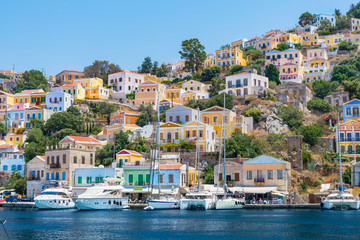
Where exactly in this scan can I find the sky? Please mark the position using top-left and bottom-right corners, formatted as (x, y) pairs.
(0, 0), (357, 76)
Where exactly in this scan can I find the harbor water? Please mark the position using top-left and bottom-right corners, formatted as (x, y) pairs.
(1, 208), (360, 239)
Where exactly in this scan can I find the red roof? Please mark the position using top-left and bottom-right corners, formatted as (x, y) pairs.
(116, 149), (141, 155)
(231, 72), (250, 76)
(68, 136), (100, 143)
(157, 163), (183, 170)
(39, 156), (45, 160)
(0, 144), (14, 149)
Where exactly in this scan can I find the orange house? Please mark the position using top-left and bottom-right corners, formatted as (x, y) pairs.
(110, 110), (140, 125)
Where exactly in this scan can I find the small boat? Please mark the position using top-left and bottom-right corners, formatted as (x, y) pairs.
(215, 193), (245, 210)
(74, 185), (128, 210)
(179, 192), (216, 210)
(146, 196), (180, 210)
(321, 190), (360, 210)
(34, 188), (75, 210)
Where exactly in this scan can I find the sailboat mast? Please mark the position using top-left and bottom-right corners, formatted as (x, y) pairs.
(216, 136), (222, 194)
(223, 93), (226, 198)
(157, 91), (161, 198)
(337, 111), (343, 192)
(196, 107), (200, 192)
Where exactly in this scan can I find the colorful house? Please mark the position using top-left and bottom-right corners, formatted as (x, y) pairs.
(108, 70), (145, 102)
(201, 106), (241, 139)
(215, 47), (247, 72)
(61, 83), (85, 100)
(279, 62), (303, 83)
(123, 162), (151, 187)
(27, 155), (46, 199)
(0, 105), (26, 129)
(25, 107), (54, 128)
(159, 122), (183, 151)
(165, 86), (184, 104)
(0, 150), (25, 176)
(110, 110), (140, 126)
(339, 119), (360, 162)
(342, 99), (360, 123)
(74, 167), (116, 187)
(30, 91), (47, 108)
(343, 34), (360, 44)
(116, 149), (142, 167)
(73, 77), (109, 100)
(183, 121), (216, 152)
(323, 34), (343, 48)
(265, 49), (303, 67)
(166, 105), (199, 124)
(301, 32), (319, 46)
(0, 91), (14, 110)
(349, 18), (360, 32)
(5, 133), (26, 145)
(46, 88), (73, 112)
(180, 91), (209, 103)
(133, 80), (166, 106)
(151, 163), (187, 188)
(55, 70), (84, 85)
(182, 80), (209, 93)
(102, 123), (141, 142)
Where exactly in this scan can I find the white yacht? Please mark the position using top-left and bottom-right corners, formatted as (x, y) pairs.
(179, 192), (216, 210)
(74, 185), (128, 210)
(321, 190), (360, 210)
(34, 188), (75, 210)
(216, 195), (245, 210)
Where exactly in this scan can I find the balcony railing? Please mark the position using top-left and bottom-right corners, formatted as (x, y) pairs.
(28, 177), (41, 181)
(343, 151), (360, 155)
(254, 178), (265, 183)
(50, 163), (61, 169)
(340, 138), (360, 142)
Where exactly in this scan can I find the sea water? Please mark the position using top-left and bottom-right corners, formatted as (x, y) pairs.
(1, 208), (360, 239)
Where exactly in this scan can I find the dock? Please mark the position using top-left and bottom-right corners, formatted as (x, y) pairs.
(0, 202), (36, 208)
(244, 204), (321, 209)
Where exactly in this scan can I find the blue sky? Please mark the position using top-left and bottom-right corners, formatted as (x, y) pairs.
(1, 0), (356, 76)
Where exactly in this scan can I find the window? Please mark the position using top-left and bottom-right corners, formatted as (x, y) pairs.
(175, 132), (179, 140)
(63, 154), (66, 164)
(129, 174), (134, 184)
(82, 156), (85, 164)
(185, 115), (189, 122)
(55, 172), (59, 180)
(160, 175), (163, 183)
(41, 170), (44, 177)
(186, 131), (190, 138)
(277, 170), (283, 179)
(86, 177), (92, 184)
(199, 130), (203, 138)
(46, 173), (49, 180)
(169, 174), (174, 183)
(235, 173), (239, 181)
(247, 171), (252, 180)
(192, 130), (196, 137)
(47, 156), (50, 164)
(268, 170), (273, 179)
(90, 153), (93, 165)
(74, 156), (77, 163)
(78, 177), (82, 184)
(169, 116), (173, 122)
(62, 172), (66, 180)
(346, 108), (351, 115)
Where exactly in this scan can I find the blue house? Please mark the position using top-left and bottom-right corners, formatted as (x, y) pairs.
(343, 99), (360, 123)
(0, 150), (25, 176)
(74, 167), (116, 187)
(151, 163), (187, 188)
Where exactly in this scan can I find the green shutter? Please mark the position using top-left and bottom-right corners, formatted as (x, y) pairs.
(32, 97), (36, 102)
(129, 174), (133, 183)
(146, 174), (150, 183)
(95, 177), (99, 183)
(138, 174), (144, 185)
(41, 97), (45, 102)
(78, 177), (82, 184)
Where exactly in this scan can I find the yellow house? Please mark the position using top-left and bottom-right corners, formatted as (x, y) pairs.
(324, 34), (343, 48)
(144, 75), (161, 83)
(204, 53), (216, 68)
(301, 32), (319, 46)
(339, 120), (360, 162)
(343, 34), (360, 44)
(5, 133), (26, 145)
(61, 83), (85, 100)
(103, 123), (141, 142)
(188, 166), (198, 187)
(215, 47), (247, 72)
(73, 77), (109, 100)
(201, 106), (241, 138)
(116, 149), (142, 167)
(183, 121), (216, 152)
(165, 86), (184, 104)
(133, 80), (166, 106)
(55, 70), (84, 85)
(0, 91), (14, 110)
(30, 91), (47, 108)
(159, 122), (183, 152)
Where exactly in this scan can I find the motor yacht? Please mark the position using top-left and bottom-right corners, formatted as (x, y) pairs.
(321, 190), (360, 210)
(34, 188), (75, 210)
(215, 195), (245, 210)
(179, 192), (216, 210)
(74, 185), (128, 210)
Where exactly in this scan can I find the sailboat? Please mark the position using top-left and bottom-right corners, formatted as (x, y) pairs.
(321, 112), (360, 210)
(216, 93), (245, 210)
(145, 91), (180, 210)
(179, 107), (216, 210)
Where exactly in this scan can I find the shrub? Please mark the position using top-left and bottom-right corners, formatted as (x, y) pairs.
(322, 163), (333, 176)
(299, 182), (309, 193)
(307, 97), (335, 113)
(244, 108), (262, 122)
(343, 167), (351, 185)
(297, 124), (323, 146)
(278, 106), (303, 130)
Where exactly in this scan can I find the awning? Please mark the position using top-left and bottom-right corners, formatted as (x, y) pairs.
(230, 186), (277, 194)
(104, 177), (122, 183)
(151, 188), (179, 195)
(122, 187), (151, 193)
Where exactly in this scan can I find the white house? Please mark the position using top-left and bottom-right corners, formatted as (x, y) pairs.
(220, 72), (268, 97)
(166, 105), (199, 124)
(108, 70), (145, 102)
(46, 86), (73, 112)
(311, 13), (336, 27)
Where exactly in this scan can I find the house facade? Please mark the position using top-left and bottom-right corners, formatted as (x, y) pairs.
(27, 155), (46, 199)
(108, 70), (145, 102)
(166, 105), (199, 124)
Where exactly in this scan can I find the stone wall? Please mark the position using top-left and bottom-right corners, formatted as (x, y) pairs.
(286, 136), (303, 170)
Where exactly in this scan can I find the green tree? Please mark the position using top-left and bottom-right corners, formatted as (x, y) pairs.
(265, 64), (280, 85)
(297, 124), (323, 146)
(136, 104), (156, 127)
(208, 78), (225, 97)
(343, 166), (351, 184)
(13, 178), (27, 195)
(225, 132), (262, 158)
(12, 70), (48, 93)
(244, 48), (264, 61)
(336, 16), (350, 30)
(307, 97), (335, 113)
(157, 64), (169, 77)
(151, 60), (159, 75)
(278, 106), (303, 130)
(44, 112), (82, 135)
(24, 128), (47, 162)
(299, 182), (309, 193)
(202, 166), (214, 184)
(317, 19), (338, 36)
(227, 65), (243, 76)
(200, 66), (221, 82)
(343, 79), (360, 98)
(347, 3), (360, 18)
(274, 43), (290, 51)
(184, 99), (208, 111)
(247, 59), (265, 74)
(207, 93), (234, 110)
(299, 12), (314, 26)
(5, 171), (26, 194)
(332, 64), (358, 82)
(0, 73), (10, 79)
(88, 101), (117, 123)
(335, 9), (341, 18)
(138, 57), (153, 73)
(312, 80), (339, 99)
(244, 108), (262, 122)
(0, 122), (8, 135)
(179, 38), (207, 73)
(338, 41), (358, 51)
(84, 60), (121, 85)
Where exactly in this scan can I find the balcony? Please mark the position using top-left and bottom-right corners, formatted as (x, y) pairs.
(50, 163), (61, 169)
(254, 178), (265, 186)
(340, 138), (360, 142)
(28, 176), (41, 181)
(261, 44), (266, 49)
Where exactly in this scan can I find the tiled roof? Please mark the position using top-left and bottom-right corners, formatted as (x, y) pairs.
(68, 136), (100, 143)
(39, 156), (45, 160)
(231, 72), (250, 76)
(116, 149), (141, 155)
(0, 144), (14, 149)
(157, 163), (183, 170)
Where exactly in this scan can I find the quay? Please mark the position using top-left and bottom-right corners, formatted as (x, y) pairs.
(244, 204), (321, 209)
(0, 202), (36, 208)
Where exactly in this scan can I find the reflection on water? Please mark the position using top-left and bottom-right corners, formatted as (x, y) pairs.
(1, 208), (360, 240)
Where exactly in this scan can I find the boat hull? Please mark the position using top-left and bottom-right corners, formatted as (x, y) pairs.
(179, 199), (215, 210)
(74, 197), (128, 210)
(216, 199), (245, 210)
(322, 200), (360, 210)
(35, 199), (75, 210)
(148, 200), (180, 210)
